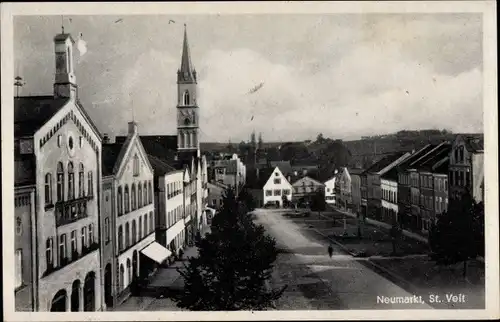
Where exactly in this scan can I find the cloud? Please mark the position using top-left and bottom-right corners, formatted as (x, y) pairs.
(14, 14), (483, 142)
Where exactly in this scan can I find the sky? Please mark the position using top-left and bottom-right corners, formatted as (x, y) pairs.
(14, 13), (483, 143)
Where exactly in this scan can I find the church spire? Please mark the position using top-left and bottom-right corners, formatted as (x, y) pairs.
(178, 24), (196, 83)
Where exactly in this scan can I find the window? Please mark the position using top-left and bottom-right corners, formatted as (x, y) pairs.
(183, 91), (190, 105)
(87, 171), (93, 196)
(148, 182), (153, 203)
(59, 234), (67, 264)
(125, 222), (130, 248)
(67, 162), (75, 200)
(265, 190), (272, 196)
(133, 154), (140, 176)
(118, 225), (123, 251)
(459, 146), (464, 162)
(284, 189), (291, 195)
(78, 163), (84, 197)
(46, 238), (53, 267)
(81, 227), (87, 249)
(15, 249), (22, 288)
(70, 231), (78, 259)
(132, 220), (137, 245)
(131, 184), (137, 210)
(138, 216), (142, 240)
(88, 224), (94, 244)
(79, 136), (83, 148)
(454, 149), (459, 162)
(57, 135), (62, 147)
(127, 258), (132, 284)
(143, 214), (148, 236)
(274, 189), (281, 196)
(45, 173), (52, 205)
(104, 218), (110, 243)
(444, 179), (448, 192)
(143, 182), (148, 206)
(117, 186), (123, 215)
(466, 170), (471, 187)
(138, 184), (142, 208)
(16, 217), (22, 235)
(273, 178), (281, 184)
(120, 264), (125, 291)
(124, 185), (130, 213)
(57, 162), (64, 201)
(149, 212), (154, 233)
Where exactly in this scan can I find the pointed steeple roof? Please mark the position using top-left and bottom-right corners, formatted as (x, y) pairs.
(178, 24), (196, 83)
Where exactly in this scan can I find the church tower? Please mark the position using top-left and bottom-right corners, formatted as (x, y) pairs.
(53, 30), (78, 100)
(176, 24), (200, 165)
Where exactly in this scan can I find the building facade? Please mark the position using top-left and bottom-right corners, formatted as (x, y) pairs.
(366, 152), (411, 221)
(448, 134), (484, 203)
(291, 176), (325, 203)
(149, 154), (189, 259)
(14, 31), (103, 312)
(14, 186), (36, 311)
(262, 167), (293, 207)
(350, 169), (364, 215)
(101, 122), (159, 306)
(211, 154), (246, 188)
(338, 168), (352, 211)
(207, 182), (227, 210)
(324, 172), (338, 205)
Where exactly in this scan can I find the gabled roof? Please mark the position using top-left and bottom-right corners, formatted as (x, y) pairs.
(349, 168), (365, 176)
(291, 176), (324, 187)
(463, 134), (484, 152)
(269, 161), (293, 176)
(15, 96), (68, 137)
(147, 154), (177, 176)
(14, 96), (102, 139)
(126, 135), (178, 165)
(102, 143), (125, 177)
(381, 144), (439, 180)
(366, 152), (407, 174)
(415, 143), (452, 171)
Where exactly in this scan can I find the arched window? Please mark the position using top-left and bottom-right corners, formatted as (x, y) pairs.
(78, 163), (84, 198)
(68, 162), (75, 200)
(124, 185), (130, 213)
(126, 258), (132, 286)
(125, 222), (130, 249)
(178, 133), (184, 149)
(143, 214), (148, 236)
(138, 184), (142, 208)
(118, 225), (123, 251)
(57, 162), (64, 202)
(183, 91), (190, 106)
(148, 181), (153, 204)
(149, 212), (154, 234)
(16, 217), (22, 235)
(46, 238), (53, 268)
(87, 171), (93, 196)
(131, 184), (136, 210)
(133, 154), (140, 176)
(119, 264), (125, 291)
(143, 182), (147, 207)
(132, 220), (137, 245)
(183, 132), (188, 148)
(45, 173), (52, 205)
(138, 216), (142, 240)
(117, 186), (123, 215)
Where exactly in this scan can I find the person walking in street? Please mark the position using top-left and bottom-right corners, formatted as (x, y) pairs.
(328, 244), (334, 258)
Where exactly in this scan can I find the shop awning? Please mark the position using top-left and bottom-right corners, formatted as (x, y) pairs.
(140, 242), (172, 264)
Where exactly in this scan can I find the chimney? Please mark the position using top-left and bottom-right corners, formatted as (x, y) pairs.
(128, 121), (138, 135)
(103, 133), (110, 144)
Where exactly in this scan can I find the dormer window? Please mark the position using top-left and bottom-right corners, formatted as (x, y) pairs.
(183, 91), (190, 106)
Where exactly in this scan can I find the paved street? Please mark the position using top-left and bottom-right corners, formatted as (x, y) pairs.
(259, 208), (484, 310)
(253, 209), (433, 310)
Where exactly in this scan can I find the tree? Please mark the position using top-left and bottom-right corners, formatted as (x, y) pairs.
(428, 190), (484, 278)
(310, 190), (326, 217)
(173, 188), (286, 310)
(238, 187), (257, 212)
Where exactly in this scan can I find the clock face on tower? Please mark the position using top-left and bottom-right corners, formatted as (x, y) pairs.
(179, 109), (196, 126)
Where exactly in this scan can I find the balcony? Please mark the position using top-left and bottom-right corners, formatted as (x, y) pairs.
(55, 196), (92, 227)
(42, 242), (99, 277)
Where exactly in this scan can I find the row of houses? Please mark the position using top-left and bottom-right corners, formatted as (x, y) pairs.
(14, 28), (210, 311)
(333, 136), (484, 236)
